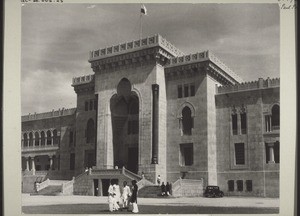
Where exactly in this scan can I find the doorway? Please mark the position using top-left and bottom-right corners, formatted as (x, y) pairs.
(128, 147), (138, 173)
(93, 179), (99, 196)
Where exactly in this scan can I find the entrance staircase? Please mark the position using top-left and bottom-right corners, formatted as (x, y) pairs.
(33, 179), (73, 196)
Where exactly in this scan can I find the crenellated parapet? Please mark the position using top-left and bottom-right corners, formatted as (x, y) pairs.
(22, 107), (77, 122)
(165, 50), (243, 85)
(89, 34), (184, 61)
(217, 78), (280, 94)
(88, 34), (184, 73)
(72, 74), (95, 86)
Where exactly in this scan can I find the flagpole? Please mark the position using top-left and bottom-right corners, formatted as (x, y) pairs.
(139, 10), (142, 39)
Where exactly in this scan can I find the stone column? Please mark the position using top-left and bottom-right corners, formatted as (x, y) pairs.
(31, 157), (35, 171)
(49, 156), (53, 170)
(25, 157), (29, 171)
(268, 143), (275, 163)
(151, 84), (159, 164)
(51, 133), (54, 145)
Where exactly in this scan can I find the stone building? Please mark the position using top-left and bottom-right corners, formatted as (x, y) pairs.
(21, 34), (279, 197)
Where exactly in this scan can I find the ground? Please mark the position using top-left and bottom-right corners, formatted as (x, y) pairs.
(22, 194), (279, 214)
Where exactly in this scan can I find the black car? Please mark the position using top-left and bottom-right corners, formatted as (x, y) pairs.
(204, 186), (224, 198)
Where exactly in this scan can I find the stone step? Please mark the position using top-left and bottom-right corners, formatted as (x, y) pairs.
(138, 186), (161, 198)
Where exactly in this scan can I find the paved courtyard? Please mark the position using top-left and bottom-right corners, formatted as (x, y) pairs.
(22, 194), (279, 214)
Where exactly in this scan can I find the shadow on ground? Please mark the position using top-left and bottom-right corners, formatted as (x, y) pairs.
(22, 203), (279, 214)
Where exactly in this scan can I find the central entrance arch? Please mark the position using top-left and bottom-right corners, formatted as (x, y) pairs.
(110, 78), (139, 173)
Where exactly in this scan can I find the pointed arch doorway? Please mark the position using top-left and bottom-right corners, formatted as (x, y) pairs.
(110, 78), (139, 173)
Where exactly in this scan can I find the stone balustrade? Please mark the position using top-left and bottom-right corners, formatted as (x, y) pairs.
(22, 107), (76, 122)
(89, 34), (184, 62)
(72, 74), (95, 86)
(36, 178), (50, 192)
(217, 78), (280, 94)
(21, 144), (59, 152)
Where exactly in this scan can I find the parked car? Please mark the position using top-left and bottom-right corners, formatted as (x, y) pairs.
(204, 186), (224, 198)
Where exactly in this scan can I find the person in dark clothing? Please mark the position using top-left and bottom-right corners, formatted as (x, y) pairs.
(130, 180), (139, 213)
(166, 182), (170, 196)
(161, 182), (166, 196)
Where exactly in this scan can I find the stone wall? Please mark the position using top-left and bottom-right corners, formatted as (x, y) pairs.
(74, 84), (97, 176)
(94, 60), (167, 184)
(215, 86), (279, 197)
(165, 69), (212, 185)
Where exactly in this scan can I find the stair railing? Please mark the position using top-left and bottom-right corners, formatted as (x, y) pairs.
(61, 179), (75, 195)
(122, 167), (142, 181)
(171, 178), (182, 196)
(137, 178), (154, 189)
(36, 178), (50, 192)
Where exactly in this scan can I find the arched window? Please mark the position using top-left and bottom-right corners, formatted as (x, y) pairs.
(53, 129), (58, 145)
(34, 132), (39, 146)
(182, 106), (193, 135)
(86, 119), (95, 143)
(41, 131), (45, 146)
(29, 132), (33, 146)
(47, 130), (52, 145)
(271, 105), (279, 129)
(23, 133), (28, 147)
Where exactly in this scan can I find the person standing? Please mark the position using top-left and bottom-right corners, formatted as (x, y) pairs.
(112, 182), (120, 211)
(161, 182), (166, 196)
(157, 175), (161, 185)
(166, 182), (170, 196)
(130, 180), (139, 213)
(108, 181), (115, 212)
(122, 181), (131, 209)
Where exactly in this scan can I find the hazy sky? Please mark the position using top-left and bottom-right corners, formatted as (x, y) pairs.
(21, 3), (279, 115)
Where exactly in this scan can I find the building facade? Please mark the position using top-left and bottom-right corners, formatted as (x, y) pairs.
(21, 34), (279, 197)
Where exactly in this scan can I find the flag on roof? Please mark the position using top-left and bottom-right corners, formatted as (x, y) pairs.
(141, 4), (147, 15)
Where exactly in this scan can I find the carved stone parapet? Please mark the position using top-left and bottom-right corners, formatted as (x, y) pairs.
(89, 34), (184, 62)
(73, 82), (95, 94)
(90, 47), (171, 74)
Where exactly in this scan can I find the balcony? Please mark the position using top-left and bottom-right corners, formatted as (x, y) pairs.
(21, 144), (59, 156)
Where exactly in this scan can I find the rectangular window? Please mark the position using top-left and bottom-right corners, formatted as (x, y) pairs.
(178, 85), (183, 98)
(241, 113), (247, 134)
(228, 180), (234, 191)
(235, 143), (245, 165)
(89, 100), (93, 110)
(232, 114), (238, 135)
(237, 180), (243, 191)
(180, 143), (193, 166)
(190, 83), (195, 96)
(85, 101), (89, 111)
(246, 180), (252, 192)
(184, 85), (189, 97)
(70, 153), (75, 170)
(265, 143), (270, 163)
(69, 131), (73, 146)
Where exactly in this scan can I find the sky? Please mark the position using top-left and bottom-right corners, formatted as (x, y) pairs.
(21, 3), (279, 115)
